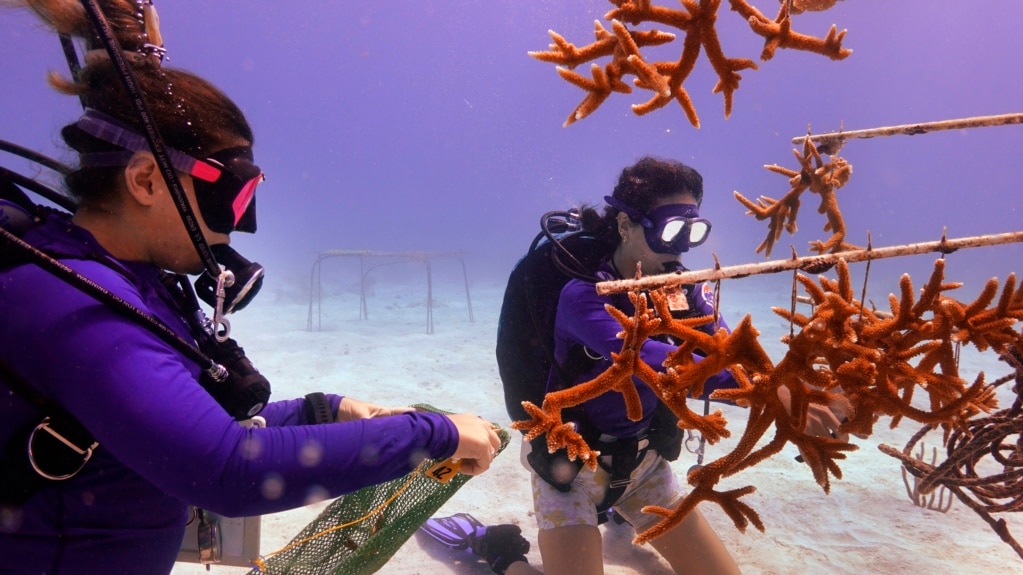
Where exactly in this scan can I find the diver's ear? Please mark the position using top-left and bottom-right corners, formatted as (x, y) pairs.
(617, 211), (633, 234)
(123, 151), (162, 207)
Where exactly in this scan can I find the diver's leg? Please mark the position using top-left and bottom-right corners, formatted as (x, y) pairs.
(529, 439), (605, 575)
(647, 507), (740, 575)
(612, 454), (741, 575)
(538, 524), (604, 575)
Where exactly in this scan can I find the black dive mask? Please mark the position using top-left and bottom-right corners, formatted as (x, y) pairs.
(76, 108), (265, 234)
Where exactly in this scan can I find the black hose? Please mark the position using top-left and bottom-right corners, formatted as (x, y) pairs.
(0, 225), (215, 371)
(0, 139), (73, 176)
(0, 167), (76, 213)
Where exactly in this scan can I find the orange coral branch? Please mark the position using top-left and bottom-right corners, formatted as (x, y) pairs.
(514, 256), (1023, 544)
(735, 134), (855, 258)
(532, 0), (850, 126)
(739, 0), (851, 61)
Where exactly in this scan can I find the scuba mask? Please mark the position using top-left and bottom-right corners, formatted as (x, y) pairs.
(190, 146), (261, 234)
(76, 108), (263, 234)
(604, 195), (711, 255)
(75, 108), (265, 312)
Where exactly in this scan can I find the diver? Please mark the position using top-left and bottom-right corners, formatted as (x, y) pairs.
(516, 156), (850, 574)
(0, 1), (500, 573)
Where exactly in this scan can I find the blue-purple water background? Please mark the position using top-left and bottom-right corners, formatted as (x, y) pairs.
(3, 4), (1023, 572)
(2, 1), (1020, 300)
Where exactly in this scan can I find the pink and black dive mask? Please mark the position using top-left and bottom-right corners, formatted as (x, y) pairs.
(75, 108), (265, 312)
(191, 145), (261, 234)
(604, 195), (712, 255)
(76, 108), (263, 234)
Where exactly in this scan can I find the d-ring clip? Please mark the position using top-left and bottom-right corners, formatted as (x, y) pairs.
(27, 417), (99, 481)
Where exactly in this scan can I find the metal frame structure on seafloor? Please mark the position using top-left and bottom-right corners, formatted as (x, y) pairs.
(306, 250), (474, 334)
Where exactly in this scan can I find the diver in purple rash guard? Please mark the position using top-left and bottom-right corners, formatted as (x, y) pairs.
(0, 2), (500, 573)
(0, 215), (466, 571)
(525, 157), (849, 575)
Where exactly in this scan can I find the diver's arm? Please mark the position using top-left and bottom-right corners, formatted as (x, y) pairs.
(77, 343), (458, 517)
(257, 395), (341, 426)
(4, 262), (460, 517)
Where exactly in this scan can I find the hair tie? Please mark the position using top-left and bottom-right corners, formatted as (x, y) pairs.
(83, 48), (153, 67)
(81, 0), (166, 68)
(139, 0), (167, 63)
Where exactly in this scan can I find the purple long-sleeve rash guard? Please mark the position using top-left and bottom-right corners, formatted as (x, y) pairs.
(0, 215), (459, 574)
(549, 263), (739, 438)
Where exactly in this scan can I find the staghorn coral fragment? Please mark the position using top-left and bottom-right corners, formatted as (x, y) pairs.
(736, 135), (855, 258)
(532, 0), (850, 126)
(528, 24), (618, 68)
(636, 483), (763, 544)
(556, 64), (622, 126)
(735, 0), (851, 60)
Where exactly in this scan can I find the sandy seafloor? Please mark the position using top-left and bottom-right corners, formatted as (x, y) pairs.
(172, 266), (1023, 575)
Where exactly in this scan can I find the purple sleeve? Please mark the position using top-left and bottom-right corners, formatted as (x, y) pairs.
(257, 395), (344, 426)
(555, 280), (646, 363)
(0, 260), (459, 518)
(557, 280), (738, 402)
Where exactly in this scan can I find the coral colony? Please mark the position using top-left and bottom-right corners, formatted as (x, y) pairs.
(523, 0), (1022, 558)
(734, 135), (854, 258)
(514, 253), (1022, 546)
(529, 0), (851, 127)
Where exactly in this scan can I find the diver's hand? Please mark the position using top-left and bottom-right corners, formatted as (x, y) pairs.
(803, 402), (849, 443)
(337, 397), (413, 421)
(825, 396), (870, 440)
(446, 412), (501, 476)
(777, 386), (850, 442)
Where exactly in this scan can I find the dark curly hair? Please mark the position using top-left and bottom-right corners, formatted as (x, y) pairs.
(580, 156), (705, 251)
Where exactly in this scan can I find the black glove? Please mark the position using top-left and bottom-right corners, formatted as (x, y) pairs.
(470, 524), (530, 574)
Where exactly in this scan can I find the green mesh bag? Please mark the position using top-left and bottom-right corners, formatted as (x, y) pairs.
(249, 405), (510, 575)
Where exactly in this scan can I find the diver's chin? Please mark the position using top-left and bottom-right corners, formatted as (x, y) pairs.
(167, 258), (206, 277)
(661, 259), (684, 274)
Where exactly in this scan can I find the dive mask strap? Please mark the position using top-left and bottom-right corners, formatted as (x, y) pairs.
(76, 108), (221, 181)
(603, 195), (651, 227)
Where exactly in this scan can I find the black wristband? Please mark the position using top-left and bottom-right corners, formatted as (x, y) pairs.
(303, 392), (334, 424)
